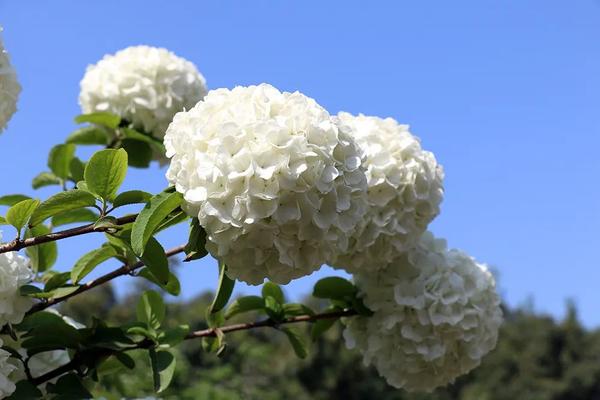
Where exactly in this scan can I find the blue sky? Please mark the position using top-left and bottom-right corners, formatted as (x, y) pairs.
(1, 1), (599, 325)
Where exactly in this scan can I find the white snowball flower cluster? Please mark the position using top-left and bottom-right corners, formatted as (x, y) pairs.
(0, 233), (34, 326)
(330, 112), (444, 273)
(343, 232), (502, 392)
(0, 27), (21, 134)
(0, 338), (17, 399)
(79, 45), (207, 139)
(165, 84), (368, 284)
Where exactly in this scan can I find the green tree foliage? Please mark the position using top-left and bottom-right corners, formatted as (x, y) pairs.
(60, 285), (600, 400)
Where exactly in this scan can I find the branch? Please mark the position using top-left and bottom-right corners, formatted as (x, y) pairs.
(27, 244), (187, 314)
(0, 214), (138, 254)
(30, 309), (358, 386)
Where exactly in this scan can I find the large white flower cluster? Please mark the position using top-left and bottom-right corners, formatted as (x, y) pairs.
(79, 45), (207, 139)
(165, 84), (368, 284)
(343, 232), (502, 392)
(0, 233), (34, 326)
(330, 112), (444, 273)
(0, 338), (17, 399)
(0, 27), (21, 134)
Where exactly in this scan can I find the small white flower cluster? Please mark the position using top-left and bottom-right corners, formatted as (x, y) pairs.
(343, 232), (503, 392)
(165, 84), (367, 284)
(0, 27), (21, 134)
(330, 113), (444, 273)
(79, 45), (207, 139)
(0, 233), (34, 327)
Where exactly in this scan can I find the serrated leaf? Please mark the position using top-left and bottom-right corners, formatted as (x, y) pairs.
(6, 199), (40, 233)
(313, 277), (357, 301)
(282, 327), (308, 359)
(149, 349), (176, 393)
(84, 148), (128, 202)
(131, 190), (182, 256)
(112, 190), (152, 208)
(137, 290), (165, 330)
(66, 125), (110, 145)
(71, 245), (117, 283)
(29, 190), (97, 227)
(209, 261), (235, 314)
(225, 296), (265, 319)
(31, 172), (62, 189)
(75, 112), (121, 129)
(262, 281), (285, 304)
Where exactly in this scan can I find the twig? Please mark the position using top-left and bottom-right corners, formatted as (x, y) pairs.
(27, 244), (187, 314)
(0, 215), (138, 254)
(31, 309), (358, 386)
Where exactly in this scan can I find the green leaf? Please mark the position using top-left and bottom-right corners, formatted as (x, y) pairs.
(210, 261), (235, 314)
(0, 194), (31, 206)
(29, 190), (97, 227)
(19, 311), (80, 349)
(31, 172), (62, 189)
(149, 349), (176, 393)
(282, 328), (308, 359)
(122, 138), (153, 168)
(122, 128), (166, 154)
(159, 325), (190, 347)
(6, 380), (43, 399)
(19, 284), (42, 296)
(311, 318), (336, 341)
(137, 269), (181, 296)
(283, 303), (315, 317)
(0, 216), (6, 225)
(262, 281), (285, 304)
(84, 148), (128, 202)
(6, 198), (40, 233)
(184, 218), (208, 262)
(137, 290), (165, 330)
(71, 245), (117, 283)
(75, 112), (121, 129)
(225, 296), (265, 319)
(313, 277), (357, 301)
(66, 125), (110, 145)
(44, 271), (71, 291)
(46, 373), (93, 399)
(264, 296), (284, 321)
(140, 237), (170, 284)
(26, 224), (57, 272)
(48, 144), (76, 180)
(51, 208), (99, 227)
(113, 190), (152, 208)
(29, 286), (80, 299)
(131, 190), (182, 256)
(115, 352), (136, 369)
(69, 157), (86, 182)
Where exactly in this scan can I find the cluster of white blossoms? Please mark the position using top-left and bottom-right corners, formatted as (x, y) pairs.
(79, 45), (207, 139)
(0, 338), (17, 398)
(0, 233), (34, 326)
(330, 112), (444, 273)
(0, 27), (21, 134)
(343, 232), (503, 392)
(165, 84), (368, 284)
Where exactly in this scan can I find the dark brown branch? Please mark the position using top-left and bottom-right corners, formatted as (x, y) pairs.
(31, 309), (358, 386)
(27, 244), (187, 314)
(0, 214), (138, 254)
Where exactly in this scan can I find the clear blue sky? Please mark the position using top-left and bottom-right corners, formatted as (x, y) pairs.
(1, 1), (599, 325)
